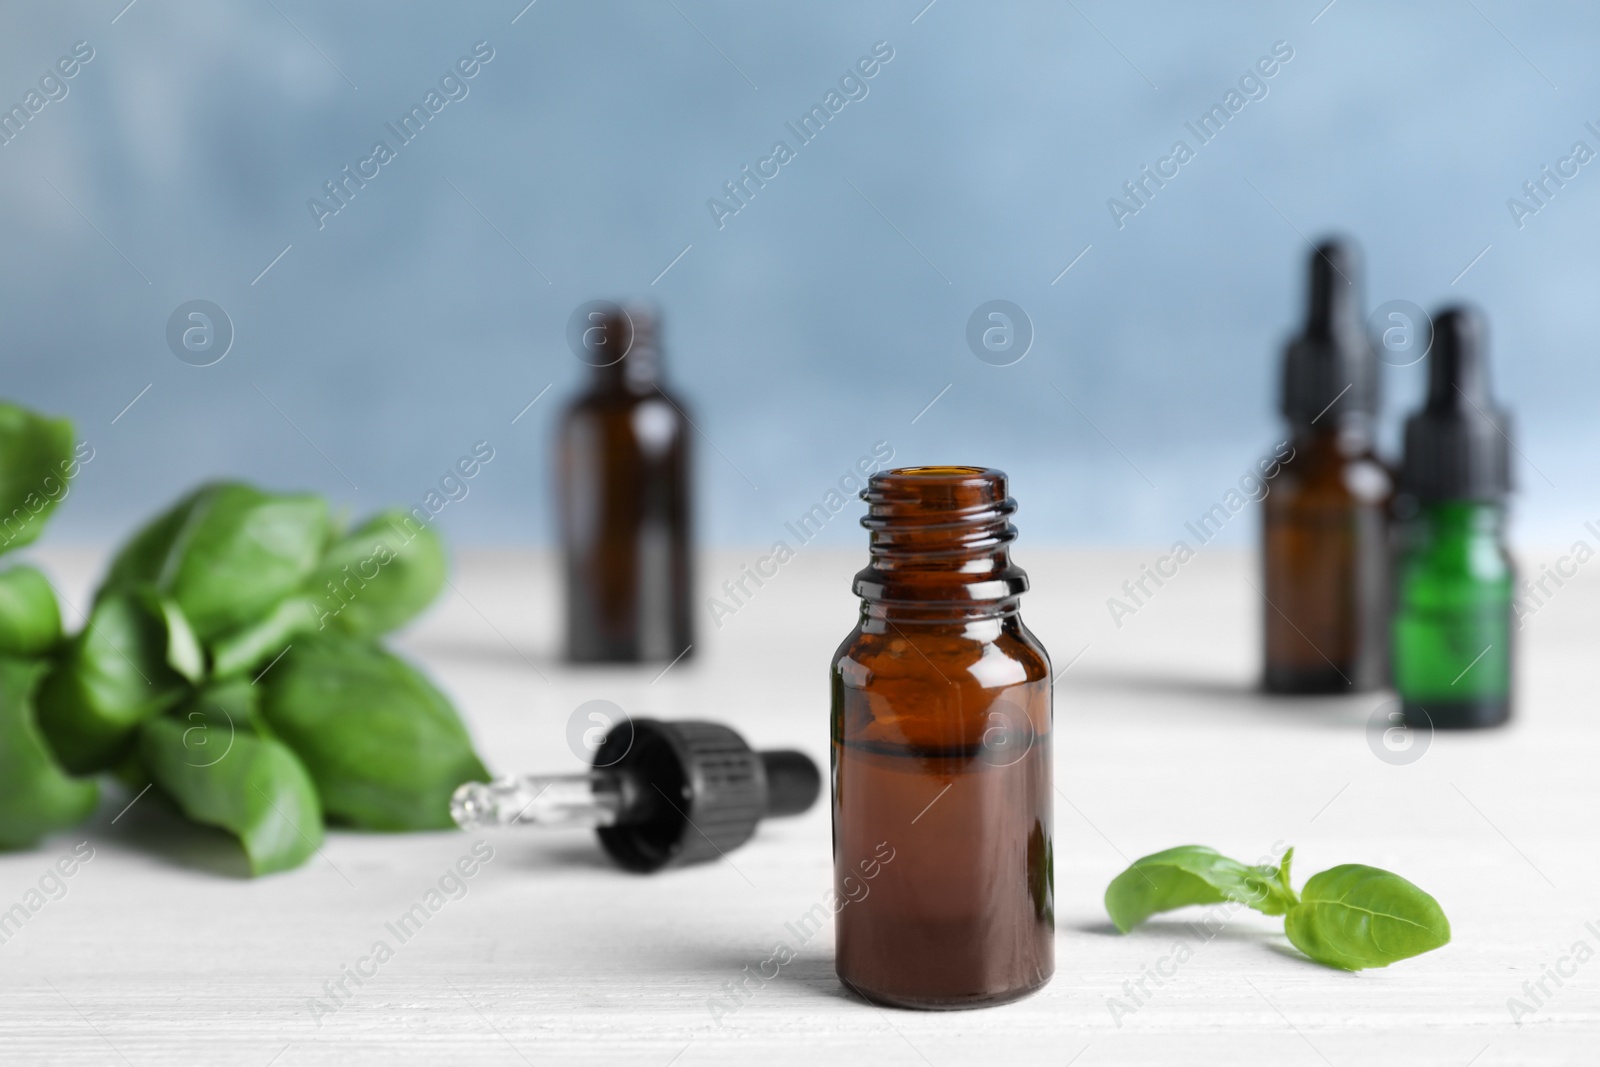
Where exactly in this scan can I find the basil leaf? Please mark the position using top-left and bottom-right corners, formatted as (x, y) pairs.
(102, 482), (330, 643)
(0, 402), (75, 556)
(1028, 819), (1053, 924)
(0, 657), (98, 849)
(35, 591), (192, 773)
(1105, 845), (1297, 932)
(208, 595), (315, 679)
(158, 596), (205, 684)
(139, 684), (323, 875)
(307, 510), (446, 638)
(209, 511), (446, 675)
(259, 634), (486, 830)
(1284, 864), (1451, 970)
(0, 565), (63, 656)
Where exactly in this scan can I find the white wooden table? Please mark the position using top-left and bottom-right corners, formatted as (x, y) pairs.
(0, 547), (1592, 1066)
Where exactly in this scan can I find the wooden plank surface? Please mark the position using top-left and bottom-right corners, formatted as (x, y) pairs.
(0, 546), (1593, 1066)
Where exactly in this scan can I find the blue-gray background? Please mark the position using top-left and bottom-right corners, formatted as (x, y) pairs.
(3, 0), (1594, 549)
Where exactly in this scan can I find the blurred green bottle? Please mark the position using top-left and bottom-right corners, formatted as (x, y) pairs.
(1393, 306), (1513, 729)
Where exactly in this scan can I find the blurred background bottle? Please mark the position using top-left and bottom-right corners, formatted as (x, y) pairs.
(1262, 240), (1392, 693)
(1393, 306), (1514, 728)
(557, 306), (694, 663)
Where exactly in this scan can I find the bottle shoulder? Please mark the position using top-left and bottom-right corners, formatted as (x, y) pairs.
(1268, 440), (1393, 510)
(1397, 508), (1512, 583)
(832, 616), (1050, 691)
(559, 388), (691, 455)
(564, 383), (685, 415)
(831, 616), (1052, 753)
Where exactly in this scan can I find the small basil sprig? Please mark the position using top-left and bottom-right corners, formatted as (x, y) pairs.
(1105, 843), (1450, 970)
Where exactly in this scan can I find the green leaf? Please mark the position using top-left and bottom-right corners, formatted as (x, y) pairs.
(0, 565), (63, 656)
(306, 510), (446, 638)
(259, 634), (487, 830)
(139, 683), (323, 875)
(102, 482), (330, 643)
(1028, 819), (1053, 924)
(1105, 845), (1298, 933)
(208, 595), (318, 679)
(34, 591), (192, 773)
(208, 511), (446, 676)
(158, 597), (205, 683)
(0, 657), (98, 849)
(0, 403), (76, 556)
(1284, 864), (1451, 970)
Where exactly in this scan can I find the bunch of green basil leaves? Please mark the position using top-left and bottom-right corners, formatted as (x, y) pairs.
(0, 402), (487, 874)
(1104, 843), (1451, 970)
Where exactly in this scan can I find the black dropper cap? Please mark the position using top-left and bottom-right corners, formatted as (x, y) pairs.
(1281, 239), (1378, 428)
(593, 719), (821, 873)
(1400, 305), (1512, 503)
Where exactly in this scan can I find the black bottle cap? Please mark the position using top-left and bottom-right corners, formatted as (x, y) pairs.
(593, 719), (819, 873)
(1400, 305), (1512, 503)
(1281, 239), (1378, 427)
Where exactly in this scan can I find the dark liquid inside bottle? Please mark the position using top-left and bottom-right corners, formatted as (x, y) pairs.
(556, 307), (693, 663)
(1262, 426), (1391, 692)
(833, 713), (1053, 1007)
(831, 466), (1053, 1009)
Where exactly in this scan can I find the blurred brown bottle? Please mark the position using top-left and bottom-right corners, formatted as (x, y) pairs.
(557, 305), (694, 663)
(1262, 241), (1392, 693)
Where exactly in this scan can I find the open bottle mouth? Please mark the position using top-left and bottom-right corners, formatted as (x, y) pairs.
(861, 466), (1014, 528)
(853, 466), (1028, 614)
(889, 464), (989, 477)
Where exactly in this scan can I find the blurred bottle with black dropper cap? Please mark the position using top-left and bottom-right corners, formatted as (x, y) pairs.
(1262, 239), (1393, 693)
(557, 304), (694, 663)
(1393, 306), (1514, 728)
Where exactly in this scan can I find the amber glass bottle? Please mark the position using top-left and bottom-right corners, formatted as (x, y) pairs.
(1262, 240), (1391, 693)
(556, 306), (693, 663)
(831, 466), (1053, 1010)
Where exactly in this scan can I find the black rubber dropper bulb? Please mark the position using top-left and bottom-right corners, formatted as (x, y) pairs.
(1281, 239), (1377, 428)
(1401, 306), (1511, 503)
(1306, 240), (1355, 337)
(450, 719), (821, 872)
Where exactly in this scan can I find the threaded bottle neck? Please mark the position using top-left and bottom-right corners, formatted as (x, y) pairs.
(593, 306), (662, 391)
(852, 466), (1029, 618)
